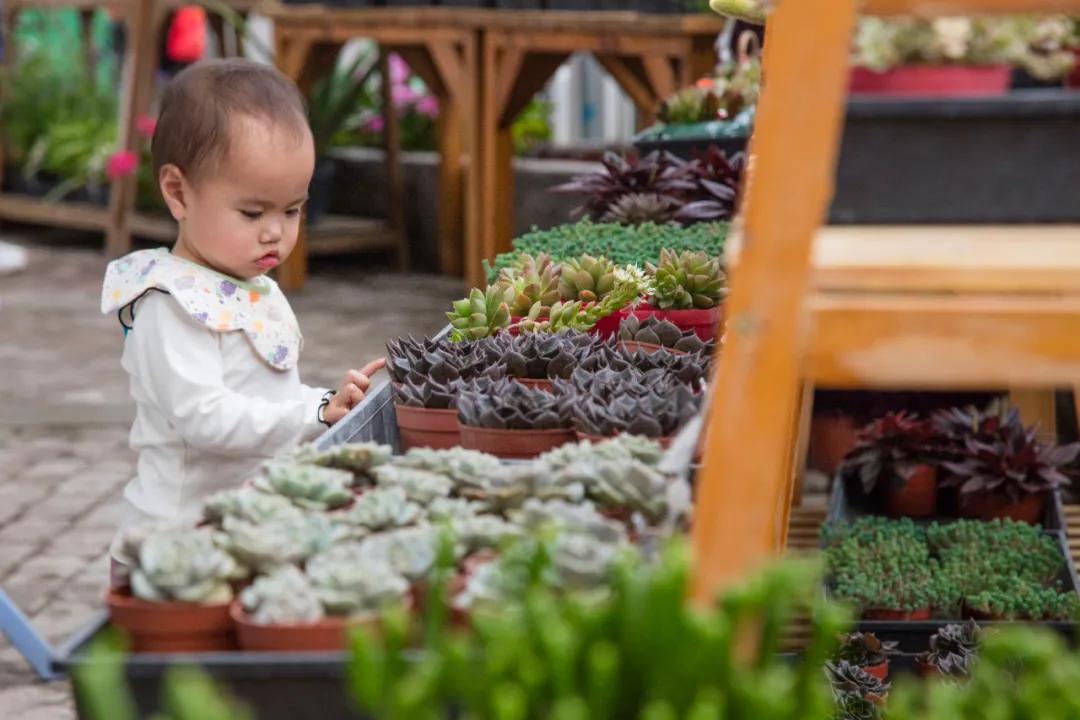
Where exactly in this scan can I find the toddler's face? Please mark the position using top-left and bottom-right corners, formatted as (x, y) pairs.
(170, 115), (315, 280)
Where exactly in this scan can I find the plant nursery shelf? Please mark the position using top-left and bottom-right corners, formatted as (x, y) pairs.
(0, 194), (111, 233)
(304, 215), (402, 257)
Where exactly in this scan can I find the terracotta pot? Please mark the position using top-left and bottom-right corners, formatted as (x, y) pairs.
(849, 65), (1011, 97)
(862, 607), (932, 621)
(617, 341), (687, 356)
(917, 658), (938, 677)
(958, 491), (1045, 525)
(394, 404), (460, 451)
(630, 304), (724, 341)
(807, 414), (859, 476)
(863, 660), (889, 681)
(512, 377), (555, 392)
(107, 589), (235, 653)
(459, 424), (574, 459)
(884, 464), (938, 518)
(231, 603), (378, 653)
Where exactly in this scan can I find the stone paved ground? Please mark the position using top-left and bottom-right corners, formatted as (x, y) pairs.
(0, 235), (460, 717)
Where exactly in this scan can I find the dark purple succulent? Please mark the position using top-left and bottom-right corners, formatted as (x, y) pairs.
(840, 411), (937, 495)
(675, 146), (747, 223)
(457, 377), (573, 431)
(550, 150), (697, 222)
(558, 367), (701, 439)
(919, 621), (981, 678)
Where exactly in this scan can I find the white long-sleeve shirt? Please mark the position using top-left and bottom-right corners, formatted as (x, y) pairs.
(111, 290), (329, 552)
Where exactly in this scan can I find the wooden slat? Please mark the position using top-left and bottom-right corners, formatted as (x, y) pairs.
(808, 293), (1080, 389)
(305, 215), (401, 257)
(128, 212), (175, 242)
(0, 195), (111, 232)
(727, 225), (1080, 295)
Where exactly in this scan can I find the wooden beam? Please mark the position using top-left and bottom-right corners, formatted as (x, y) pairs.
(595, 55), (659, 116)
(807, 294), (1080, 388)
(691, 0), (859, 602)
(0, 195), (111, 231)
(380, 48), (409, 271)
(493, 47), (527, 127)
(501, 52), (568, 126)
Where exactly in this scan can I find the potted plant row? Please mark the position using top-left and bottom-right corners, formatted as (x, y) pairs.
(839, 402), (1078, 525)
(822, 515), (1079, 624)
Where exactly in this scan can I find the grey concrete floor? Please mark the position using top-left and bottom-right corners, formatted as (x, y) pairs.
(0, 235), (460, 717)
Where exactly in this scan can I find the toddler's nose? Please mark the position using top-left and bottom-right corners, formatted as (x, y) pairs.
(261, 222), (283, 244)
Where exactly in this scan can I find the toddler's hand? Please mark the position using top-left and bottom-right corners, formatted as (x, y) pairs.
(323, 358), (386, 426)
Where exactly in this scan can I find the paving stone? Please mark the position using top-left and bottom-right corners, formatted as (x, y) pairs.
(0, 682), (74, 714)
(0, 518), (75, 551)
(0, 542), (42, 578)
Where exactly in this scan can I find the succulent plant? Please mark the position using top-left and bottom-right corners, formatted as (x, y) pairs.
(676, 147), (747, 224)
(835, 632), (898, 668)
(646, 249), (727, 311)
(426, 496), (486, 522)
(292, 442), (393, 489)
(551, 151), (697, 222)
(305, 544), (411, 617)
(557, 254), (617, 303)
(447, 287), (511, 342)
(481, 331), (598, 381)
(358, 525), (452, 583)
(601, 193), (682, 226)
(839, 411), (937, 498)
(554, 457), (670, 524)
(941, 419), (1078, 504)
(449, 515), (525, 554)
(825, 660), (890, 700)
(659, 86), (723, 125)
(920, 621), (982, 678)
(254, 462), (354, 511)
(393, 376), (463, 410)
(393, 447), (503, 490)
(538, 434), (665, 470)
(371, 465), (454, 506)
(485, 220), (729, 282)
(239, 565), (324, 625)
(549, 532), (622, 591)
(492, 252), (563, 316)
(202, 487), (302, 527)
(579, 344), (712, 387)
(455, 462), (586, 513)
(222, 512), (335, 573)
(128, 527), (242, 604)
(511, 299), (598, 335)
(386, 335), (492, 385)
(339, 486), (423, 532)
(618, 314), (710, 353)
(457, 377), (572, 431)
(832, 690), (884, 720)
(563, 367), (702, 439)
(511, 498), (627, 545)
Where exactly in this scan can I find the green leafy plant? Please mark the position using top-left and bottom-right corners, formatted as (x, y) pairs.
(309, 50), (378, 158)
(646, 249), (728, 310)
(659, 57), (761, 125)
(493, 252), (563, 316)
(485, 220), (729, 282)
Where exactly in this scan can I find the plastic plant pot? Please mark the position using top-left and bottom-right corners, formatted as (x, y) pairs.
(511, 377), (555, 392)
(617, 341), (687, 356)
(394, 404), (460, 451)
(884, 465), (938, 519)
(849, 65), (1011, 97)
(958, 491), (1046, 525)
(231, 604), (385, 653)
(862, 660), (889, 681)
(807, 414), (859, 477)
(458, 424), (574, 459)
(107, 590), (235, 653)
(862, 608), (933, 622)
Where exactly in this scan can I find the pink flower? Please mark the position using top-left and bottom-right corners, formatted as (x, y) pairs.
(392, 83), (417, 107)
(363, 115), (386, 133)
(388, 54), (410, 85)
(135, 114), (157, 139)
(415, 95), (439, 118)
(106, 150), (139, 181)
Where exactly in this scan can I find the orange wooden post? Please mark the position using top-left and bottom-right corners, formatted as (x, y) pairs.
(690, 0), (858, 602)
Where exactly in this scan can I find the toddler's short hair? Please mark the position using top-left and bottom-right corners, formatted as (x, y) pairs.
(152, 59), (309, 182)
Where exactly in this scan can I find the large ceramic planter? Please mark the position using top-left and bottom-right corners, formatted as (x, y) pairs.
(459, 424), (574, 459)
(394, 404), (459, 451)
(849, 65), (1011, 97)
(107, 590), (235, 653)
(231, 604), (377, 653)
(884, 464), (938, 519)
(958, 491), (1045, 525)
(807, 414), (860, 477)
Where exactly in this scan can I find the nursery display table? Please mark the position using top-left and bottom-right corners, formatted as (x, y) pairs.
(0, 0), (263, 254)
(266, 6), (726, 289)
(691, 0), (1080, 602)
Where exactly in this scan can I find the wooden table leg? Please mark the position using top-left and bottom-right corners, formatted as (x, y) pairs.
(475, 29), (501, 289)
(107, 0), (158, 258)
(379, 47), (409, 271)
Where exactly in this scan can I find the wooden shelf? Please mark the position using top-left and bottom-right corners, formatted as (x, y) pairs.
(0, 194), (110, 232)
(306, 215), (401, 257)
(129, 212), (176, 242)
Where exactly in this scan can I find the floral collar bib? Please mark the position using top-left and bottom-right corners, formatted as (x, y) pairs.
(101, 248), (302, 371)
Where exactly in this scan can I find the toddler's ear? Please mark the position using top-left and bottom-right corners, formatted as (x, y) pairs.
(159, 164), (188, 222)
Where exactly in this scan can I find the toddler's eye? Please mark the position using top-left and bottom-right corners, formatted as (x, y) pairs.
(285, 207), (301, 218)
(240, 210), (263, 220)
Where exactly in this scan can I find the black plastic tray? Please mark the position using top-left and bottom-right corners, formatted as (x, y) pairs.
(822, 483), (1080, 652)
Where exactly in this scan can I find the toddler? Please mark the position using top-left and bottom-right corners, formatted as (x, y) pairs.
(101, 59), (383, 584)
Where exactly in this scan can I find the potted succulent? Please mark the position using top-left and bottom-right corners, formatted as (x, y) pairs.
(640, 249), (727, 340)
(941, 420), (1078, 524)
(849, 17), (1029, 96)
(825, 660), (890, 702)
(840, 411), (940, 518)
(107, 525), (244, 652)
(394, 376), (465, 450)
(293, 442), (393, 492)
(835, 632), (898, 681)
(457, 378), (575, 459)
(561, 367), (702, 447)
(232, 551), (411, 652)
(617, 314), (711, 354)
(253, 462), (355, 510)
(917, 621), (982, 678)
